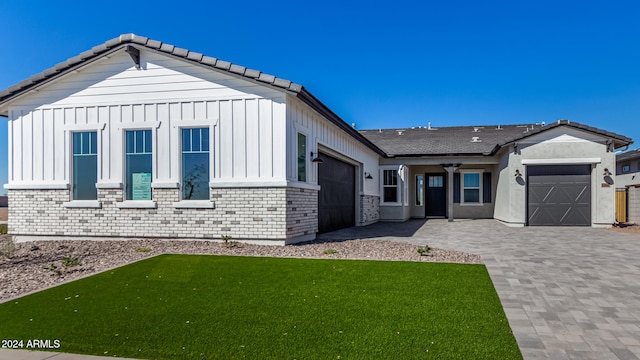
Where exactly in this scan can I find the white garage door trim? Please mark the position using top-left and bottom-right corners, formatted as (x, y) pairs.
(522, 158), (601, 165)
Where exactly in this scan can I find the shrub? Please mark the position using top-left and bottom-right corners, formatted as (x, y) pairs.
(0, 224), (7, 235)
(62, 256), (81, 267)
(416, 245), (431, 255)
(323, 248), (338, 255)
(136, 247), (151, 253)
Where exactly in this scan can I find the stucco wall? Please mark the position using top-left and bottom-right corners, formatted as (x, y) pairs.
(494, 128), (616, 226)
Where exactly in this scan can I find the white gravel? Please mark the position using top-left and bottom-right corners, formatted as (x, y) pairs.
(0, 235), (481, 302)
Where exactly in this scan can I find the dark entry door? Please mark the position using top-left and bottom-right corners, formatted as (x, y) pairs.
(425, 173), (446, 217)
(318, 154), (355, 233)
(527, 165), (591, 226)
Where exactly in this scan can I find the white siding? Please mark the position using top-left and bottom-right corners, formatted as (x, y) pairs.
(6, 48), (288, 188)
(285, 96), (380, 196)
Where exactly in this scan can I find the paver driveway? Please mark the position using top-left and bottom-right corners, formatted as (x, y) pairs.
(318, 219), (640, 360)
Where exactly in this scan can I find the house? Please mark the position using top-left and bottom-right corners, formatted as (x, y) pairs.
(616, 149), (640, 188)
(0, 34), (633, 244)
(616, 149), (640, 223)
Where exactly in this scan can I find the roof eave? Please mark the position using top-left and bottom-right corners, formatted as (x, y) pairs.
(295, 88), (387, 157)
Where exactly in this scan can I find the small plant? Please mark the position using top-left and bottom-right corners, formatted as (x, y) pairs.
(416, 245), (431, 255)
(323, 248), (338, 255)
(0, 224), (7, 235)
(43, 263), (61, 275)
(221, 234), (233, 247)
(0, 236), (16, 258)
(62, 256), (81, 267)
(136, 247), (151, 253)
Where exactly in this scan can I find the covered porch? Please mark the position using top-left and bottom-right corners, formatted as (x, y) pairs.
(378, 159), (500, 222)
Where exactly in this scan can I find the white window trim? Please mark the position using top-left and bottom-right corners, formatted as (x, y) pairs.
(380, 166), (401, 206)
(415, 174), (424, 206)
(297, 131), (308, 183)
(402, 166), (408, 206)
(123, 128), (155, 202)
(173, 200), (216, 209)
(62, 200), (102, 208)
(116, 200), (157, 209)
(179, 126), (212, 200)
(460, 169), (484, 206)
(70, 130), (100, 201)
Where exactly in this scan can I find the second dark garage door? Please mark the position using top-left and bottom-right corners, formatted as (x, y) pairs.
(318, 153), (355, 233)
(527, 165), (591, 226)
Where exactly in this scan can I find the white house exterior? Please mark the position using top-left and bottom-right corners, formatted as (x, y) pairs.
(0, 34), (633, 244)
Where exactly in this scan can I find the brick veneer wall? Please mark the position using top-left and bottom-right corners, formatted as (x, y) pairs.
(8, 186), (319, 243)
(629, 186), (640, 224)
(359, 194), (380, 226)
(285, 187), (318, 239)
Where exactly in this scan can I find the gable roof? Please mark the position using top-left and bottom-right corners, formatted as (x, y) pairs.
(0, 34), (386, 157)
(359, 120), (632, 157)
(0, 35), (632, 159)
(617, 149), (640, 162)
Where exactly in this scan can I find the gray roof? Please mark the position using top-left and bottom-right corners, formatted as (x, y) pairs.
(0, 34), (386, 157)
(617, 149), (640, 162)
(0, 35), (632, 159)
(360, 120), (632, 157)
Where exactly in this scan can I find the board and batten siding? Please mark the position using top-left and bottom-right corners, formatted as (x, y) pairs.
(286, 96), (380, 195)
(5, 48), (289, 188)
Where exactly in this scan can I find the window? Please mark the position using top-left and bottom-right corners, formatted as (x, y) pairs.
(623, 165), (630, 173)
(415, 175), (424, 206)
(125, 130), (152, 200)
(462, 172), (482, 204)
(182, 128), (210, 200)
(383, 169), (398, 203)
(428, 175), (443, 187)
(297, 133), (307, 182)
(72, 132), (97, 200)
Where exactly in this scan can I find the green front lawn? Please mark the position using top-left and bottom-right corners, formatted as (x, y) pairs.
(0, 255), (521, 359)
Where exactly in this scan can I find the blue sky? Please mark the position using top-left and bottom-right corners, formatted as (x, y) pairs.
(1, 0), (639, 193)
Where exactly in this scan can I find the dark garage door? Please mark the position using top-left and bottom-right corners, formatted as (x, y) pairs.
(527, 165), (591, 226)
(318, 154), (355, 233)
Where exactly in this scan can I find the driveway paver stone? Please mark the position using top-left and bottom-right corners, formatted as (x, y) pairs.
(318, 219), (640, 360)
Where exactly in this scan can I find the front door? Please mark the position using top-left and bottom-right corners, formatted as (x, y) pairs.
(425, 173), (447, 217)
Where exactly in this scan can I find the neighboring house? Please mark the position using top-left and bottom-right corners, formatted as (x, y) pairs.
(0, 34), (633, 244)
(0, 196), (7, 207)
(616, 149), (640, 223)
(616, 149), (640, 188)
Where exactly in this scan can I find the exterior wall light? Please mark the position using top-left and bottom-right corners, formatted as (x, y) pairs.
(515, 169), (522, 177)
(364, 172), (373, 179)
(310, 151), (324, 164)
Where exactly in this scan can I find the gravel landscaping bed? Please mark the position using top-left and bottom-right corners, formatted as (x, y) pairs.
(0, 234), (481, 302)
